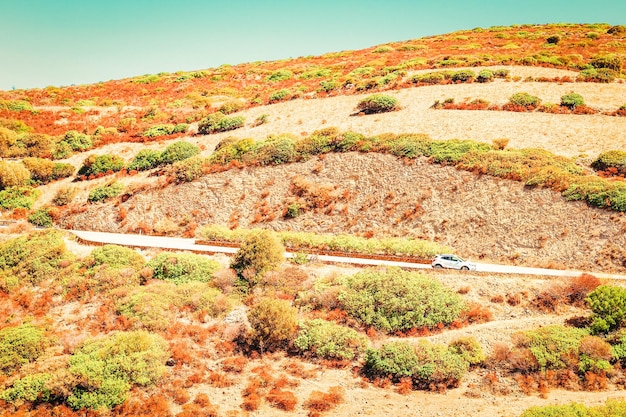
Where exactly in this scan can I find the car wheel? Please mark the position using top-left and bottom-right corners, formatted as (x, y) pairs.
(461, 266), (469, 271)
(433, 264), (442, 269)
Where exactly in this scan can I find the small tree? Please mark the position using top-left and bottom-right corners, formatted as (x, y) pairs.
(248, 298), (297, 353)
(587, 285), (626, 334)
(230, 229), (284, 286)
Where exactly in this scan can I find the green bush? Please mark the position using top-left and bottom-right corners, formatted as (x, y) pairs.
(253, 134), (297, 165)
(58, 130), (92, 152)
(476, 69), (494, 83)
(0, 324), (48, 375)
(521, 399), (626, 417)
(587, 285), (626, 334)
(266, 69), (293, 82)
(450, 70), (475, 82)
(578, 68), (616, 83)
(0, 118), (31, 134)
(87, 244), (145, 271)
(0, 373), (52, 404)
(429, 139), (492, 164)
(52, 186), (78, 206)
(78, 154), (125, 176)
(67, 331), (168, 410)
(294, 319), (369, 360)
(147, 252), (220, 284)
(230, 229), (285, 285)
(448, 337), (485, 366)
(0, 99), (34, 111)
(590, 55), (622, 72)
(338, 267), (464, 333)
(269, 89), (291, 102)
(364, 340), (470, 389)
(141, 123), (188, 138)
(0, 161), (31, 190)
(197, 113), (245, 134)
(511, 325), (588, 372)
(88, 182), (124, 203)
(0, 229), (73, 290)
(248, 298), (297, 353)
(356, 94), (399, 114)
(0, 187), (40, 210)
(159, 141), (200, 164)
(560, 93), (585, 108)
(494, 68), (510, 78)
(509, 92), (541, 108)
(591, 150), (626, 175)
(28, 208), (54, 227)
(127, 149), (162, 171)
(411, 71), (446, 84)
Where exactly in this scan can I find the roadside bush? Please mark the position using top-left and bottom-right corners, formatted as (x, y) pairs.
(88, 181), (124, 203)
(508, 92), (541, 109)
(127, 149), (162, 171)
(560, 93), (585, 109)
(586, 285), (626, 334)
(197, 112), (245, 134)
(0, 161), (31, 190)
(338, 267), (465, 333)
(0, 324), (48, 375)
(294, 319), (369, 360)
(146, 252), (220, 284)
(159, 141), (200, 165)
(0, 229), (73, 290)
(247, 298), (298, 353)
(28, 208), (54, 227)
(230, 229), (285, 285)
(87, 244), (145, 271)
(67, 331), (168, 410)
(0, 187), (40, 210)
(591, 150), (626, 175)
(356, 94), (399, 114)
(364, 340), (470, 389)
(78, 153), (125, 176)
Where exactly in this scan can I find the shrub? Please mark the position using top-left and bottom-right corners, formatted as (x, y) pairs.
(587, 285), (626, 334)
(356, 94), (399, 114)
(218, 100), (244, 114)
(0, 161), (30, 190)
(304, 386), (344, 413)
(253, 113), (269, 126)
(28, 208), (54, 227)
(411, 71), (446, 84)
(0, 187), (40, 210)
(78, 154), (125, 176)
(429, 139), (492, 164)
(159, 141), (200, 165)
(87, 244), (145, 271)
(560, 93), (585, 109)
(508, 92), (541, 108)
(23, 157), (74, 183)
(477, 69), (494, 83)
(0, 99), (33, 111)
(448, 337), (485, 366)
(607, 25), (626, 35)
(266, 69), (293, 82)
(294, 319), (369, 360)
(197, 113), (245, 134)
(253, 134), (297, 165)
(578, 335), (612, 373)
(0, 229), (73, 289)
(546, 35), (560, 44)
(52, 186), (78, 206)
(0, 118), (31, 134)
(338, 267), (465, 333)
(364, 340), (470, 389)
(0, 373), (52, 404)
(591, 150), (626, 175)
(0, 324), (48, 375)
(167, 155), (204, 183)
(58, 130), (92, 152)
(88, 181), (123, 203)
(147, 252), (220, 284)
(510, 325), (588, 372)
(578, 67), (616, 83)
(247, 298), (297, 353)
(451, 70), (475, 82)
(590, 55), (622, 72)
(494, 68), (510, 78)
(269, 89), (291, 102)
(67, 331), (168, 409)
(230, 229), (285, 285)
(142, 124), (175, 138)
(128, 149), (162, 171)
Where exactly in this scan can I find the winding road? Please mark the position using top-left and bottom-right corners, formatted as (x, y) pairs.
(68, 229), (626, 280)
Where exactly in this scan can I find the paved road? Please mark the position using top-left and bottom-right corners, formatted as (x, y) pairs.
(69, 229), (626, 279)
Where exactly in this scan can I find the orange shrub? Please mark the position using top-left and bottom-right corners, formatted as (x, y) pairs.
(304, 386), (345, 413)
(266, 388), (297, 411)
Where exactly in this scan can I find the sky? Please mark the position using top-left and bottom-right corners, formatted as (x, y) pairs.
(1, 0), (625, 91)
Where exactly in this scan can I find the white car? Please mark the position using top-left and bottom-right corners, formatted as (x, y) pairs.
(431, 254), (476, 271)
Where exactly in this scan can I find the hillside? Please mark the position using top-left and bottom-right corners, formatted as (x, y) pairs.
(1, 23), (626, 417)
